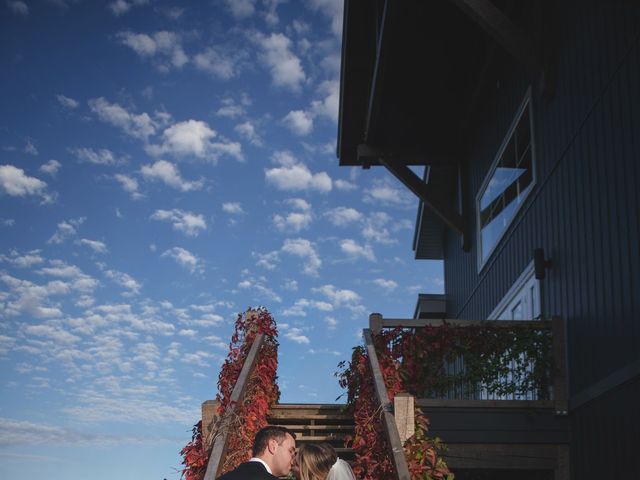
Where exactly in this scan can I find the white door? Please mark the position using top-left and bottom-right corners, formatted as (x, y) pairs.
(484, 262), (542, 400)
(489, 261), (542, 321)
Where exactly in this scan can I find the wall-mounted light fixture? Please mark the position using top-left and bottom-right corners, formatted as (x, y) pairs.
(534, 248), (552, 280)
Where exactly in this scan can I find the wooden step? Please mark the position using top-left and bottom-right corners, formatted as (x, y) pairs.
(273, 424), (354, 431)
(267, 403), (356, 462)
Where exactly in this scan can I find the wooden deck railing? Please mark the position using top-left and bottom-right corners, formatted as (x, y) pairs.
(203, 333), (266, 480)
(363, 328), (411, 480)
(369, 314), (568, 415)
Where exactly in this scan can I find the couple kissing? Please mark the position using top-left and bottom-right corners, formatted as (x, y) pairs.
(217, 426), (356, 480)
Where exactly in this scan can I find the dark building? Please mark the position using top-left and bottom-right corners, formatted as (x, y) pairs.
(338, 0), (640, 478)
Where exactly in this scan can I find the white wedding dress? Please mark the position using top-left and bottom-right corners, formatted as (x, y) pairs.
(326, 458), (356, 480)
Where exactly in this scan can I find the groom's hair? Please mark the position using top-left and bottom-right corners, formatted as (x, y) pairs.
(252, 426), (296, 456)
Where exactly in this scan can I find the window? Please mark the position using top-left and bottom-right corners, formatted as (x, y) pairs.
(477, 92), (535, 268)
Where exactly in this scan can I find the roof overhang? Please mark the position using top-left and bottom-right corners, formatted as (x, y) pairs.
(338, 0), (548, 253)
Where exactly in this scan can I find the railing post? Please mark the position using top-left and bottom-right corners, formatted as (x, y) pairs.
(363, 328), (411, 480)
(369, 312), (383, 334)
(394, 393), (415, 444)
(204, 333), (266, 480)
(552, 316), (568, 415)
(202, 400), (220, 449)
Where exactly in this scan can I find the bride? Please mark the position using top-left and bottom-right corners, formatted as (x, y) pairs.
(294, 443), (356, 480)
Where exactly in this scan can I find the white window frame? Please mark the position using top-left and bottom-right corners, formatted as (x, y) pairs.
(476, 87), (537, 272)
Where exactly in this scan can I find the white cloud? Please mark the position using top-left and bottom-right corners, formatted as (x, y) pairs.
(308, 348), (340, 356)
(283, 279), (298, 291)
(313, 284), (362, 307)
(63, 389), (197, 424)
(324, 316), (337, 330)
(0, 417), (150, 447)
(89, 97), (157, 140)
(252, 32), (306, 91)
(284, 327), (309, 344)
(114, 173), (143, 199)
(116, 31), (187, 70)
(37, 260), (99, 292)
(0, 165), (54, 203)
(222, 202), (244, 215)
(282, 298), (333, 317)
(147, 120), (243, 163)
(140, 160), (204, 192)
(373, 278), (398, 291)
(283, 110), (313, 136)
(56, 94), (79, 109)
(307, 0), (344, 36)
(263, 0), (285, 25)
(39, 159), (61, 176)
(215, 97), (247, 119)
(273, 198), (313, 233)
(362, 212), (396, 244)
(193, 47), (243, 80)
(223, 0), (256, 18)
(150, 209), (207, 237)
(281, 238), (321, 276)
(236, 278), (282, 303)
(364, 178), (414, 206)
(340, 239), (376, 261)
(161, 247), (203, 274)
(48, 217), (85, 244)
(265, 152), (331, 193)
(25, 323), (81, 345)
(253, 250), (280, 270)
(24, 139), (38, 156)
(104, 269), (142, 296)
(70, 147), (124, 166)
(310, 80), (339, 123)
(78, 239), (108, 254)
(234, 121), (262, 146)
(334, 179), (357, 191)
(1, 274), (67, 318)
(109, 0), (149, 16)
(0, 249), (44, 268)
(324, 207), (362, 226)
(7, 1), (28, 15)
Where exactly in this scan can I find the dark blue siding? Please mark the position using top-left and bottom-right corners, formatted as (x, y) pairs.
(440, 3), (640, 474)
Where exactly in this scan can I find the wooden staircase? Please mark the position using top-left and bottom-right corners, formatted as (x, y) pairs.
(267, 403), (355, 462)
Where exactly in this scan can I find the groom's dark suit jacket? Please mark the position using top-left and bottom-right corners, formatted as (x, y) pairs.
(216, 460), (279, 480)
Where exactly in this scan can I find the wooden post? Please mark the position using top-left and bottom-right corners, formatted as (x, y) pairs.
(201, 400), (220, 449)
(552, 316), (568, 415)
(394, 393), (415, 444)
(369, 313), (383, 334)
(204, 333), (266, 480)
(555, 444), (570, 480)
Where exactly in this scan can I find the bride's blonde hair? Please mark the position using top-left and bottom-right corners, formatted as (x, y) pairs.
(296, 443), (337, 480)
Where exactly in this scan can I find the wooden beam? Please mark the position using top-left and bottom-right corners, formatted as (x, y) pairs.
(374, 153), (466, 236)
(357, 144), (453, 167)
(416, 398), (555, 409)
(363, 329), (411, 480)
(448, 0), (541, 73)
(204, 333), (266, 480)
(551, 316), (568, 415)
(364, 0), (390, 144)
(379, 317), (552, 329)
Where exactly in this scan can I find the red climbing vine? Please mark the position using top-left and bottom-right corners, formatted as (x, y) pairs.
(180, 307), (280, 480)
(338, 322), (552, 479)
(338, 327), (453, 480)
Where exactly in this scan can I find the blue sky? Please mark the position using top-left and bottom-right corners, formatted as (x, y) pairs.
(0, 1), (443, 479)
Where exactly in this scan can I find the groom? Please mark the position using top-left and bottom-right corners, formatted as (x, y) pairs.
(217, 426), (297, 479)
